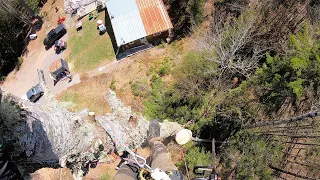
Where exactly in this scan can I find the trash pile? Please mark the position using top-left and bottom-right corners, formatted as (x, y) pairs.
(64, 0), (105, 15)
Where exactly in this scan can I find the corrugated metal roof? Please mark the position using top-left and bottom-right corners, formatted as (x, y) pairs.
(106, 0), (173, 47)
(137, 0), (173, 35)
(106, 0), (147, 47)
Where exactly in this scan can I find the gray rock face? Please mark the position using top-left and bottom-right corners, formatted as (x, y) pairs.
(1, 85), (182, 178)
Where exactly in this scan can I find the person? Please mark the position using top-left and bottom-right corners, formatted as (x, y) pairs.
(115, 120), (184, 180)
(0, 137), (23, 180)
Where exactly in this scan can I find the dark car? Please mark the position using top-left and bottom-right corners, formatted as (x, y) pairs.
(54, 39), (67, 54)
(43, 24), (67, 49)
(26, 84), (44, 102)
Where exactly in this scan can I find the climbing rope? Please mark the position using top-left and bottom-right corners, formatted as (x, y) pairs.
(101, 122), (170, 180)
(104, 126), (152, 170)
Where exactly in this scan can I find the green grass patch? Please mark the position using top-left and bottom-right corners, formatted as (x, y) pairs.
(110, 79), (116, 90)
(60, 91), (80, 103)
(66, 12), (115, 72)
(99, 174), (111, 180)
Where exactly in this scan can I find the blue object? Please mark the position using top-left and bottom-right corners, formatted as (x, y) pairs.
(99, 24), (106, 32)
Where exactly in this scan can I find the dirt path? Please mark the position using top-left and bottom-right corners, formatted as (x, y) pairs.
(2, 17), (80, 101)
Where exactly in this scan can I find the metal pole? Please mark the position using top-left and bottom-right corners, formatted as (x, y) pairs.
(212, 138), (217, 173)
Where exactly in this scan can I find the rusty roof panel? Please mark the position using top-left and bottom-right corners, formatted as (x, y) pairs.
(137, 0), (173, 36)
(105, 0), (173, 47)
(49, 59), (63, 73)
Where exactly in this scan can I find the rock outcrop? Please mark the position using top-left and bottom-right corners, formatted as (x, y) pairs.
(0, 71), (182, 178)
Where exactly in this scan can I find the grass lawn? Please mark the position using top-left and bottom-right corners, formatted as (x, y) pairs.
(66, 11), (115, 72)
(58, 75), (111, 115)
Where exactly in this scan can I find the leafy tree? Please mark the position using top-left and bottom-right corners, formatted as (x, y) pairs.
(143, 52), (217, 125)
(219, 131), (284, 179)
(164, 0), (205, 35)
(0, 0), (44, 78)
(143, 74), (167, 120)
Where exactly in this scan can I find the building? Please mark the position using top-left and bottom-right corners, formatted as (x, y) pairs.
(106, 0), (173, 51)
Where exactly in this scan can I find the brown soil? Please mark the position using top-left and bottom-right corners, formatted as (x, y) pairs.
(2, 0), (67, 97)
(56, 74), (112, 115)
(31, 168), (73, 180)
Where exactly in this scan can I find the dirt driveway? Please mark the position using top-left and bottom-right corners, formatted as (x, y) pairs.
(2, 19), (80, 101)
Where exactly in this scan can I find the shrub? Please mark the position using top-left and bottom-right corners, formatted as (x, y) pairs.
(157, 58), (171, 77)
(110, 80), (116, 90)
(0, 100), (21, 130)
(177, 142), (211, 178)
(219, 131), (284, 179)
(15, 57), (24, 70)
(130, 79), (149, 97)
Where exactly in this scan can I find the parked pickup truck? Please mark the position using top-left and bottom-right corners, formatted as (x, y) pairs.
(43, 24), (67, 49)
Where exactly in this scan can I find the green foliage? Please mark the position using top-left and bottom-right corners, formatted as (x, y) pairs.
(164, 0), (205, 35)
(157, 58), (171, 77)
(191, 0), (205, 26)
(0, 1), (31, 77)
(130, 78), (149, 97)
(99, 174), (111, 180)
(220, 131), (284, 179)
(177, 142), (211, 178)
(26, 0), (42, 12)
(251, 25), (320, 111)
(15, 57), (24, 70)
(143, 51), (220, 127)
(143, 74), (167, 120)
(288, 78), (304, 98)
(110, 80), (116, 91)
(144, 52), (214, 124)
(0, 100), (21, 130)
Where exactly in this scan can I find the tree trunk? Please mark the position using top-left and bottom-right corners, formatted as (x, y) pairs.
(244, 111), (320, 129)
(17, 0), (43, 25)
(269, 165), (316, 180)
(0, 71), (182, 178)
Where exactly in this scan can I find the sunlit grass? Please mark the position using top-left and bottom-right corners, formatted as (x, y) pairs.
(58, 75), (111, 115)
(66, 11), (115, 72)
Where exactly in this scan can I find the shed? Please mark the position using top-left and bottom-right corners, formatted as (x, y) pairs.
(49, 59), (70, 81)
(106, 0), (173, 51)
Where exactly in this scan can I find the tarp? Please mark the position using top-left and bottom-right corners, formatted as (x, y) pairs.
(64, 0), (104, 14)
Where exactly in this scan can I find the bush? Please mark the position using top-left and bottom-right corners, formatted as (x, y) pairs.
(99, 174), (111, 180)
(110, 80), (116, 90)
(165, 0), (205, 35)
(143, 75), (167, 120)
(157, 58), (171, 77)
(177, 142), (211, 178)
(0, 100), (23, 152)
(26, 0), (42, 12)
(251, 26), (320, 112)
(15, 57), (24, 70)
(130, 79), (149, 97)
(219, 131), (284, 179)
(0, 100), (21, 130)
(143, 52), (217, 126)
